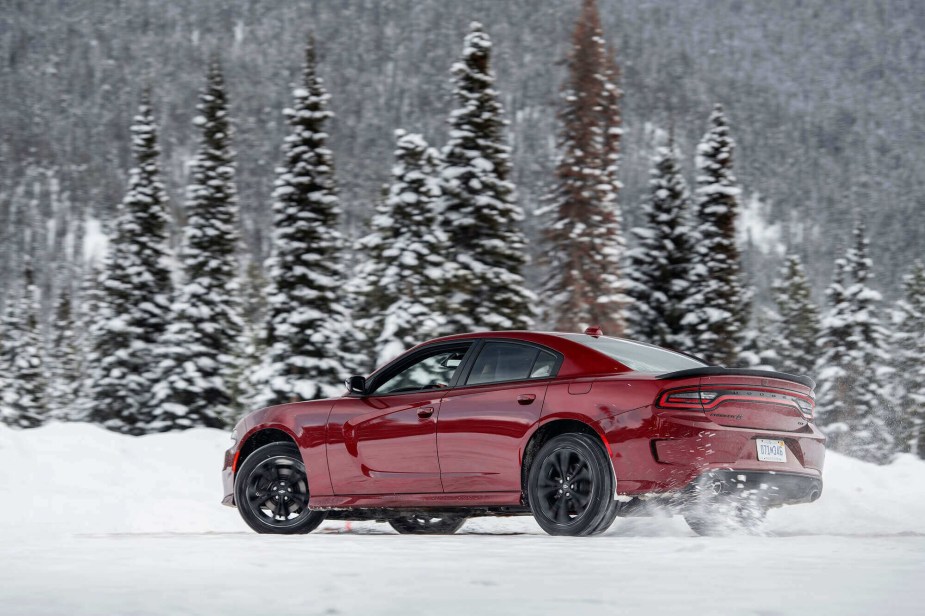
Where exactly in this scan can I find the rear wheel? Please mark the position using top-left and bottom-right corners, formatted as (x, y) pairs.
(527, 433), (617, 536)
(388, 513), (467, 535)
(234, 442), (327, 534)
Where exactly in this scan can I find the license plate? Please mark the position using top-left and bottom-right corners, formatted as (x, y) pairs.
(757, 439), (787, 462)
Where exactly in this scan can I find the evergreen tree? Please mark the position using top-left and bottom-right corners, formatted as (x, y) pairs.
(438, 22), (534, 334)
(354, 130), (448, 367)
(256, 38), (353, 406)
(47, 285), (81, 420)
(73, 264), (103, 419)
(0, 263), (47, 428)
(679, 104), (750, 365)
(738, 308), (781, 370)
(625, 133), (695, 348)
(542, 0), (627, 334)
(771, 254), (821, 376)
(893, 261), (925, 458)
(152, 60), (245, 429)
(86, 93), (173, 434)
(816, 223), (894, 463)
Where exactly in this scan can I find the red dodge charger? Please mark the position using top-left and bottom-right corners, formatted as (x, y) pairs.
(222, 329), (824, 536)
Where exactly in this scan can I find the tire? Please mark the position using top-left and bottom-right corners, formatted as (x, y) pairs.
(234, 442), (327, 534)
(388, 513), (467, 535)
(527, 433), (617, 536)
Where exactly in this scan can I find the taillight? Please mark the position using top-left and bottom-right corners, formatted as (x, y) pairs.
(657, 388), (718, 409)
(657, 386), (814, 416)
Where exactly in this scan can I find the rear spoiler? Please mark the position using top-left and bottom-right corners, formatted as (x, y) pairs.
(656, 367), (815, 390)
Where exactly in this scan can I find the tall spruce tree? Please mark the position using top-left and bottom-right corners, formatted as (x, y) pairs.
(354, 130), (448, 367)
(0, 262), (47, 428)
(152, 60), (245, 429)
(625, 133), (695, 348)
(438, 22), (534, 334)
(815, 222), (895, 463)
(893, 261), (925, 458)
(256, 38), (353, 406)
(770, 254), (821, 375)
(47, 285), (81, 420)
(86, 93), (173, 434)
(543, 0), (627, 335)
(679, 104), (750, 365)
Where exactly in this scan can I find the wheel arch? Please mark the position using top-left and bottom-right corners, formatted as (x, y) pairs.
(520, 417), (612, 499)
(235, 427), (299, 477)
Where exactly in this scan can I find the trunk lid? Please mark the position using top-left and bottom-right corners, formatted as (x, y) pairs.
(658, 368), (815, 432)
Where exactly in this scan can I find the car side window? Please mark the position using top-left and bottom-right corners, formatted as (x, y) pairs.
(372, 347), (469, 395)
(466, 343), (542, 386)
(530, 351), (557, 378)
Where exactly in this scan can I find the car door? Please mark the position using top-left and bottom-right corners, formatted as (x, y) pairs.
(326, 342), (474, 495)
(437, 340), (560, 493)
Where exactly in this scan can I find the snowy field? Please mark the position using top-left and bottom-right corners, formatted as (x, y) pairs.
(2, 424), (924, 615)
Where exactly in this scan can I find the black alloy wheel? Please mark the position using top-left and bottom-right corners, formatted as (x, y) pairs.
(388, 513), (467, 535)
(234, 442), (327, 534)
(527, 433), (617, 536)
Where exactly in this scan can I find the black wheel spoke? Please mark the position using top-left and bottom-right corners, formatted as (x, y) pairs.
(243, 455), (309, 526)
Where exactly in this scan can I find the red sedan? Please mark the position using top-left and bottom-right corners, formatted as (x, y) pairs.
(222, 329), (825, 536)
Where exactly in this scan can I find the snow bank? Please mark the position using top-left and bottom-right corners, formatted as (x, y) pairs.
(1, 422), (924, 538)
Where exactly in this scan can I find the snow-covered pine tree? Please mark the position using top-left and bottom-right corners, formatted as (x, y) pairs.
(73, 264), (102, 419)
(543, 0), (627, 335)
(151, 60), (245, 429)
(771, 254), (821, 376)
(0, 262), (47, 428)
(679, 104), (750, 365)
(86, 93), (174, 434)
(354, 130), (448, 367)
(738, 308), (781, 370)
(625, 133), (695, 349)
(893, 261), (925, 458)
(47, 285), (81, 420)
(815, 222), (895, 463)
(256, 38), (354, 406)
(438, 22), (534, 334)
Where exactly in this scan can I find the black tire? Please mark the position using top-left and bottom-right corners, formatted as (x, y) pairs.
(527, 433), (617, 536)
(234, 442), (327, 534)
(388, 513), (467, 535)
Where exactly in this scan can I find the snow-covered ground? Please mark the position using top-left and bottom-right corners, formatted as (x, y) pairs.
(1, 423), (924, 615)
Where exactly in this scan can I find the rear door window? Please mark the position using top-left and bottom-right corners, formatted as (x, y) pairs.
(466, 343), (553, 385)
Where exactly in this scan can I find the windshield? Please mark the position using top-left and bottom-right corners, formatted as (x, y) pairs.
(561, 334), (707, 373)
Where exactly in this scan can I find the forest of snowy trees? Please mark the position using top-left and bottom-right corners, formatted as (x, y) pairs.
(1, 1), (923, 465)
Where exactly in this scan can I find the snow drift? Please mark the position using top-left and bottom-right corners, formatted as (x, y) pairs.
(1, 422), (924, 538)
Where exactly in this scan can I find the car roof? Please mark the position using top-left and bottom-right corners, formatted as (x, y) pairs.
(415, 330), (628, 378)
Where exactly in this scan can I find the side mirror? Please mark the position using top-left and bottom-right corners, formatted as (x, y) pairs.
(345, 375), (367, 395)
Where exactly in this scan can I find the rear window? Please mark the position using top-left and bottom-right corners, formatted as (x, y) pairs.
(561, 334), (706, 374)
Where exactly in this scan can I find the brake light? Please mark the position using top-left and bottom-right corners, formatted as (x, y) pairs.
(657, 388), (718, 409)
(657, 386), (815, 416)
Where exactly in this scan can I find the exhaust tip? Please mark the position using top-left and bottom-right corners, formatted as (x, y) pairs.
(809, 490), (820, 502)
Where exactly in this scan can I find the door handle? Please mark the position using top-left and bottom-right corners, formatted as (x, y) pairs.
(517, 394), (537, 405)
(417, 407), (435, 419)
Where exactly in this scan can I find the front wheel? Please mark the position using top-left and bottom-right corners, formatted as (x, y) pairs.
(527, 433), (617, 536)
(388, 513), (467, 535)
(234, 442), (327, 534)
